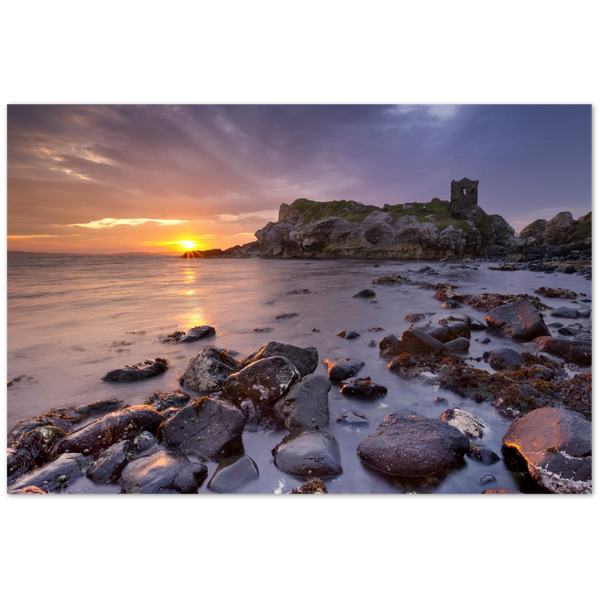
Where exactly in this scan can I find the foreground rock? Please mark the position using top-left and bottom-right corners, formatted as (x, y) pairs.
(160, 397), (246, 461)
(289, 478), (328, 494)
(86, 440), (131, 483)
(8, 453), (93, 493)
(487, 348), (523, 372)
(485, 299), (550, 341)
(380, 330), (445, 358)
(275, 374), (331, 430)
(223, 356), (301, 407)
(502, 407), (591, 493)
(272, 430), (343, 477)
(102, 358), (169, 382)
(357, 410), (470, 477)
(55, 405), (163, 457)
(533, 336), (592, 367)
(240, 341), (318, 377)
(10, 425), (66, 467)
(439, 408), (485, 439)
(162, 325), (216, 343)
(207, 454), (259, 493)
(146, 390), (191, 412)
(179, 348), (240, 393)
(120, 450), (208, 494)
(340, 377), (387, 399)
(322, 357), (365, 382)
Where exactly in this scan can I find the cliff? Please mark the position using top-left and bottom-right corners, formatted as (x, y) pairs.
(180, 197), (516, 259)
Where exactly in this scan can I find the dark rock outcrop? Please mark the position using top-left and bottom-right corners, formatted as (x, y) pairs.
(160, 397), (246, 461)
(10, 425), (66, 467)
(207, 454), (259, 493)
(146, 390), (191, 412)
(274, 374), (331, 430)
(380, 330), (446, 358)
(55, 405), (163, 457)
(339, 377), (387, 399)
(102, 358), (169, 382)
(502, 407), (591, 493)
(357, 410), (470, 477)
(120, 450), (208, 494)
(179, 348), (240, 393)
(240, 341), (318, 377)
(439, 408), (485, 439)
(322, 357), (365, 382)
(485, 299), (550, 341)
(533, 336), (592, 367)
(272, 430), (343, 477)
(487, 348), (523, 372)
(86, 440), (132, 483)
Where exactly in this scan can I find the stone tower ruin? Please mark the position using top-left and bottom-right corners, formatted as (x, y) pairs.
(451, 177), (478, 215)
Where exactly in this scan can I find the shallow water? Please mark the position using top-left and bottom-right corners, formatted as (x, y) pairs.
(6, 255), (592, 494)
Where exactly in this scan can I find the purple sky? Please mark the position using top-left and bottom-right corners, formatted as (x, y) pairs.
(7, 104), (591, 253)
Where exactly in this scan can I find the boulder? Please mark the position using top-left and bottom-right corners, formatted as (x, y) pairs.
(223, 356), (301, 407)
(357, 410), (470, 477)
(178, 325), (216, 343)
(8, 453), (93, 493)
(353, 289), (376, 298)
(339, 377), (387, 399)
(322, 357), (365, 382)
(380, 329), (446, 357)
(120, 450), (208, 494)
(503, 407), (591, 493)
(10, 425), (66, 466)
(179, 348), (240, 393)
(55, 405), (163, 456)
(8, 398), (127, 443)
(160, 397), (246, 461)
(272, 430), (343, 477)
(550, 307), (581, 319)
(274, 374), (331, 430)
(533, 336), (592, 367)
(444, 338), (470, 354)
(485, 299), (550, 341)
(146, 390), (191, 412)
(487, 348), (523, 372)
(102, 358), (169, 382)
(86, 440), (132, 483)
(240, 341), (318, 377)
(7, 448), (33, 482)
(439, 407), (485, 439)
(207, 454), (259, 493)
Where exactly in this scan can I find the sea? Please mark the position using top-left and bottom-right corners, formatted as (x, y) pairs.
(5, 253), (592, 494)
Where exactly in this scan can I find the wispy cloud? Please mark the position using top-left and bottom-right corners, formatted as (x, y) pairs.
(68, 218), (192, 229)
(215, 210), (279, 223)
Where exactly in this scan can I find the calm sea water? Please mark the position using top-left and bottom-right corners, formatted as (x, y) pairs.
(6, 254), (592, 494)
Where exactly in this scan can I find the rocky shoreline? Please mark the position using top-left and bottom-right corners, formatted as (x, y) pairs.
(7, 263), (592, 494)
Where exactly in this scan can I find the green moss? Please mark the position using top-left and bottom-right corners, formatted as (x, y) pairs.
(287, 198), (380, 224)
(562, 219), (591, 243)
(388, 200), (470, 231)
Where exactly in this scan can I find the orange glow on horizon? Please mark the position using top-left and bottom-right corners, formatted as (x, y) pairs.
(179, 240), (197, 250)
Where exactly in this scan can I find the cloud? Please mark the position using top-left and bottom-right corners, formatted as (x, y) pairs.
(68, 218), (191, 229)
(215, 210), (279, 223)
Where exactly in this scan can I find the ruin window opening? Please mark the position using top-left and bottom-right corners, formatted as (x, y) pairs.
(462, 187), (467, 196)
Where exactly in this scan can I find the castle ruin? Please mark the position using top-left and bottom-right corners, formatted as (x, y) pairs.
(451, 177), (478, 215)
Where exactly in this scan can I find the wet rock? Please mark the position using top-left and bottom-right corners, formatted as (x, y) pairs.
(486, 299), (550, 341)
(102, 357), (169, 383)
(120, 450), (208, 494)
(439, 407), (485, 439)
(8, 398), (127, 443)
(273, 312), (299, 320)
(405, 313), (426, 323)
(11, 425), (67, 467)
(534, 287), (578, 299)
(533, 336), (592, 367)
(322, 357), (365, 382)
(469, 317), (487, 330)
(55, 405), (163, 457)
(476, 337), (491, 344)
(179, 348), (240, 393)
(487, 348), (523, 372)
(240, 400), (260, 428)
(253, 327), (273, 333)
(479, 474), (497, 485)
(8, 486), (47, 494)
(275, 374), (331, 430)
(8, 453), (93, 493)
(441, 299), (461, 309)
(207, 454), (259, 493)
(550, 307), (581, 319)
(336, 410), (370, 426)
(466, 446), (500, 464)
(444, 338), (470, 354)
(433, 397), (449, 405)
(289, 478), (328, 494)
(160, 397), (246, 461)
(146, 390), (191, 412)
(86, 440), (132, 483)
(241, 341), (318, 377)
(287, 288), (311, 294)
(482, 488), (522, 494)
(179, 325), (216, 343)
(273, 430), (342, 477)
(133, 431), (156, 453)
(380, 329), (446, 358)
(372, 275), (411, 285)
(340, 376), (387, 399)
(7, 448), (34, 482)
(555, 265), (576, 274)
(357, 410), (470, 477)
(353, 289), (376, 298)
(337, 330), (360, 340)
(223, 356), (301, 407)
(503, 407), (591, 493)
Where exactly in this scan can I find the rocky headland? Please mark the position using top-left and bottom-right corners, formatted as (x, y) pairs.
(181, 191), (590, 266)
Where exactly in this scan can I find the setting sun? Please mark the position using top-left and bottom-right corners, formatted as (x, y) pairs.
(179, 240), (197, 250)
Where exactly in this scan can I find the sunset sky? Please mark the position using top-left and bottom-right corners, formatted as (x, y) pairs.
(7, 104), (591, 254)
